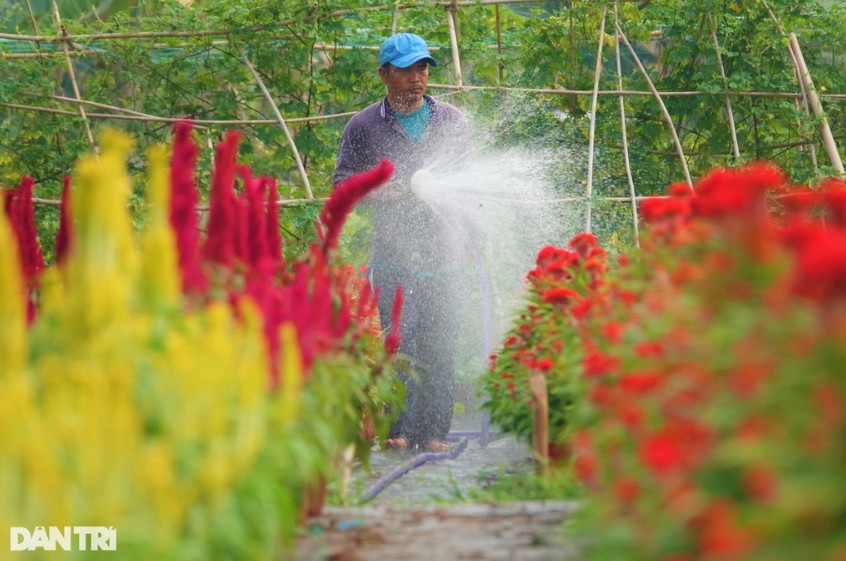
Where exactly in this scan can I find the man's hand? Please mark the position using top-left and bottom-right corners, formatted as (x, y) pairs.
(375, 178), (410, 199)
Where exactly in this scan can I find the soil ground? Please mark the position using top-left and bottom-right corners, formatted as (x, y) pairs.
(291, 412), (582, 561)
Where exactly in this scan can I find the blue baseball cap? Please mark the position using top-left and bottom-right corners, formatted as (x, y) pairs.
(379, 33), (437, 68)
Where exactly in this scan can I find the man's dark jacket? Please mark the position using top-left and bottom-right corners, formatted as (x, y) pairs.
(333, 95), (473, 272)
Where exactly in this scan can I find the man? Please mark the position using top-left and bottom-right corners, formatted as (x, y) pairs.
(333, 33), (474, 452)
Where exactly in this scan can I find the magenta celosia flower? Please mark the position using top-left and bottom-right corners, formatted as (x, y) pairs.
(3, 176), (44, 323)
(169, 120), (207, 293)
(264, 177), (283, 271)
(239, 166), (269, 272)
(233, 184), (251, 265)
(55, 176), (74, 266)
(203, 130), (241, 268)
(319, 159), (394, 257)
(384, 285), (404, 356)
(5, 176), (45, 284)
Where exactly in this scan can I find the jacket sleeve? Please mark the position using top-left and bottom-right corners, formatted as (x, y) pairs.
(333, 116), (375, 188)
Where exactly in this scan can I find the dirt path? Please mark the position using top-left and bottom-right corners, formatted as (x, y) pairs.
(293, 501), (578, 561)
(292, 413), (581, 561)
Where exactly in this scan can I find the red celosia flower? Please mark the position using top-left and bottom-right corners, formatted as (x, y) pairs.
(569, 232), (599, 259)
(582, 350), (620, 378)
(692, 500), (755, 558)
(601, 322), (625, 343)
(503, 334), (520, 348)
(692, 162), (786, 219)
(614, 398), (644, 429)
(572, 430), (598, 485)
(620, 369), (663, 394)
(614, 476), (640, 504)
(818, 176), (846, 227)
(543, 260), (573, 281)
(541, 287), (580, 307)
(729, 360), (772, 398)
(506, 380), (517, 398)
(55, 176), (74, 266)
(634, 341), (665, 358)
(735, 415), (770, 441)
(641, 420), (714, 475)
(571, 298), (593, 320)
(791, 227), (846, 302)
(535, 244), (573, 268)
(320, 159), (394, 257)
(536, 358), (554, 372)
(640, 430), (684, 475)
(639, 194), (692, 226)
(743, 464), (778, 502)
(589, 383), (612, 406)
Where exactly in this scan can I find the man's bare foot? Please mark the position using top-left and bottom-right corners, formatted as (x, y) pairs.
(426, 439), (453, 453)
(385, 436), (409, 451)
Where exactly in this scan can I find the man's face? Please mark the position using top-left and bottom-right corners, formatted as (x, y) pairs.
(379, 60), (429, 111)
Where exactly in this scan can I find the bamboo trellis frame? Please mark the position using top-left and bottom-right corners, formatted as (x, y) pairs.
(2, 0), (844, 223)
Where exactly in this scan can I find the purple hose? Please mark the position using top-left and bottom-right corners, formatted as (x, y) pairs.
(360, 437), (470, 502)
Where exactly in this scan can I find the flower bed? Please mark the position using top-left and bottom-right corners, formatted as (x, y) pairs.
(0, 124), (400, 560)
(481, 163), (846, 561)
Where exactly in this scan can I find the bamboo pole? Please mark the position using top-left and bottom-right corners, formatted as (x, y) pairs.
(237, 44), (313, 198)
(787, 42), (819, 171)
(495, 4), (504, 83)
(762, 0), (818, 171)
(391, 0), (400, 34)
(707, 14), (740, 161)
(615, 21), (692, 186)
(52, 1), (97, 156)
(614, 4), (640, 248)
(446, 1), (463, 87)
(789, 33), (844, 175)
(585, 7), (608, 234)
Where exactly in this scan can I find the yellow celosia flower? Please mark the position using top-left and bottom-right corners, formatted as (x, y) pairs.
(0, 210), (26, 375)
(139, 144), (180, 306)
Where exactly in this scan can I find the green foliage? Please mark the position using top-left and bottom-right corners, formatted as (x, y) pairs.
(3, 0), (846, 255)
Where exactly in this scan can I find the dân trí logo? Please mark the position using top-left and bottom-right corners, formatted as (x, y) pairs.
(10, 527), (117, 551)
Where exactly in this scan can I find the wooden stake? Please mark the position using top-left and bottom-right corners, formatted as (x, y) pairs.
(529, 369), (549, 478)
